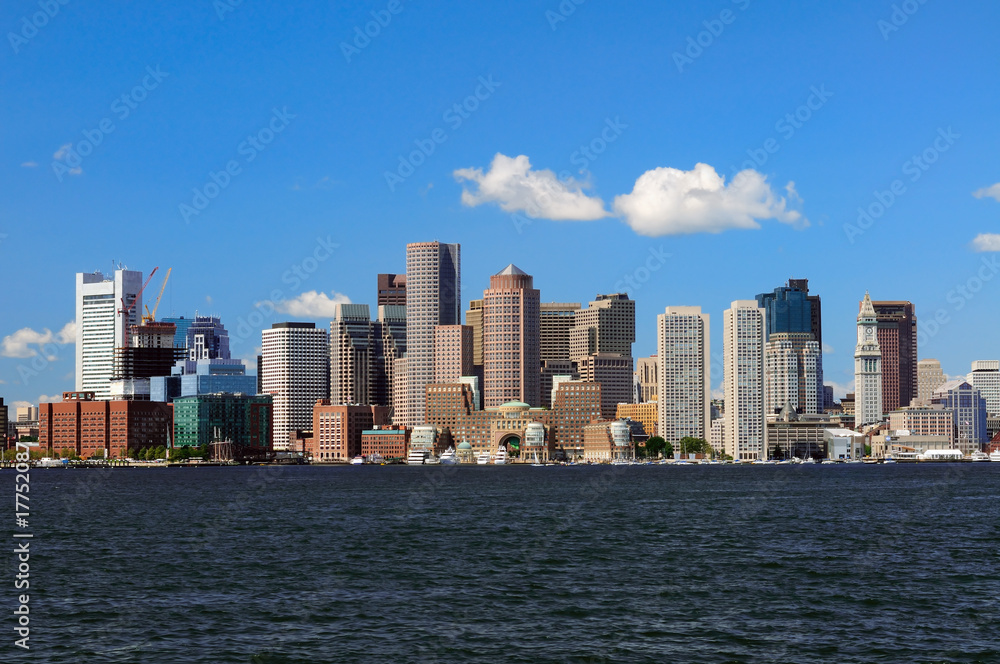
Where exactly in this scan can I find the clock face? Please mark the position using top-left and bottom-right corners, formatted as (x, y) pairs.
(865, 327), (873, 338)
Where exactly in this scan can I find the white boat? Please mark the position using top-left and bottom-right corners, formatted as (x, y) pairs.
(970, 451), (990, 462)
(350, 455), (365, 465)
(883, 457), (897, 464)
(802, 457), (816, 464)
(369, 453), (384, 465)
(991, 451), (1000, 462)
(407, 448), (430, 465)
(494, 446), (508, 465)
(531, 451), (545, 467)
(439, 447), (458, 465)
(476, 451), (491, 465)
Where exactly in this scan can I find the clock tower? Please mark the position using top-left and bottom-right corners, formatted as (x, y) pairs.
(855, 292), (883, 428)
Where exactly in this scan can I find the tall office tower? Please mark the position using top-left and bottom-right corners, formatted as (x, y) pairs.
(968, 360), (1000, 416)
(261, 322), (330, 450)
(657, 307), (710, 445)
(723, 301), (766, 461)
(162, 316), (193, 349)
(917, 358), (946, 405)
(634, 355), (658, 404)
(372, 305), (406, 410)
(540, 360), (578, 409)
(329, 304), (374, 405)
(869, 300), (917, 413)
(540, 302), (581, 361)
(932, 379), (989, 454)
(405, 242), (461, 426)
(185, 316), (231, 361)
(854, 293), (884, 428)
(377, 273), (407, 307)
(763, 333), (821, 414)
(756, 280), (824, 411)
(76, 269), (144, 399)
(483, 264), (540, 407)
(434, 325), (474, 383)
(466, 300), (484, 366)
(570, 293), (635, 414)
(576, 354), (632, 420)
(392, 356), (410, 425)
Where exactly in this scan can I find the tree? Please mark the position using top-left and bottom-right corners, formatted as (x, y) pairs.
(864, 444), (872, 457)
(144, 447), (157, 461)
(644, 436), (667, 458)
(664, 441), (674, 458)
(678, 437), (709, 456)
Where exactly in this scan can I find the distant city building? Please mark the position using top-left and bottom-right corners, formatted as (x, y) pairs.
(932, 379), (988, 454)
(540, 302), (581, 362)
(261, 323), (329, 450)
(76, 268), (144, 399)
(582, 420), (633, 463)
(483, 264), (540, 408)
(466, 299), (484, 367)
(16, 406), (38, 422)
(756, 280), (824, 411)
(616, 401), (657, 438)
(576, 354), (632, 421)
(310, 401), (390, 462)
(709, 416), (726, 454)
(823, 385), (834, 409)
(634, 355), (658, 404)
(377, 273), (407, 307)
(361, 426), (410, 461)
(329, 303), (375, 405)
(657, 306), (710, 446)
(0, 399), (7, 446)
(764, 332), (821, 415)
(870, 300), (918, 413)
(968, 360), (1000, 416)
(161, 316), (193, 349)
(540, 360), (578, 409)
(434, 325), (474, 383)
(855, 293), (884, 428)
(110, 321), (186, 400)
(405, 241), (461, 426)
(724, 300), (766, 461)
(39, 391), (171, 458)
(172, 393), (273, 460)
(373, 305), (407, 411)
(150, 358), (256, 403)
(916, 358), (947, 405)
(570, 293), (635, 360)
(392, 356), (410, 426)
(185, 316), (231, 361)
(841, 392), (856, 416)
(887, 406), (954, 448)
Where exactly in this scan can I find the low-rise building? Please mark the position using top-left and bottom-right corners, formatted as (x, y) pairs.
(582, 420), (633, 462)
(172, 392), (272, 460)
(766, 404), (830, 459)
(616, 400), (657, 439)
(39, 391), (171, 458)
(361, 426), (410, 461)
(310, 401), (390, 462)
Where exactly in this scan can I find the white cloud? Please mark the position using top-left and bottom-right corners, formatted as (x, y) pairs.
(454, 153), (609, 221)
(971, 233), (1000, 252)
(270, 291), (352, 318)
(52, 144), (83, 176)
(37, 394), (62, 404)
(822, 343), (835, 354)
(825, 379), (854, 401)
(973, 183), (1000, 202)
(613, 164), (806, 236)
(1, 321), (75, 358)
(21, 161), (37, 168)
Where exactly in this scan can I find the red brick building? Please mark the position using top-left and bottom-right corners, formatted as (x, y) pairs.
(310, 401), (391, 462)
(39, 391), (172, 458)
(360, 426), (410, 461)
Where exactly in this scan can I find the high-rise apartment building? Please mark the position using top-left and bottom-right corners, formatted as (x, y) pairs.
(634, 355), (658, 404)
(434, 325), (474, 383)
(261, 322), (329, 450)
(483, 265), (540, 408)
(757, 280), (824, 411)
(870, 300), (917, 413)
(917, 359), (946, 405)
(764, 332), (820, 415)
(377, 273), (407, 307)
(405, 242), (461, 426)
(329, 304), (374, 405)
(855, 293), (884, 428)
(657, 307), (710, 445)
(76, 269), (144, 399)
(968, 360), (1000, 416)
(724, 301), (765, 460)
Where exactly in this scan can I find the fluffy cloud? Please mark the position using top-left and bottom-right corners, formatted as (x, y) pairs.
(613, 164), (806, 236)
(971, 233), (1000, 252)
(52, 144), (82, 176)
(454, 153), (609, 221)
(271, 291), (352, 318)
(1, 321), (76, 359)
(21, 161), (37, 168)
(37, 394), (63, 404)
(973, 183), (1000, 202)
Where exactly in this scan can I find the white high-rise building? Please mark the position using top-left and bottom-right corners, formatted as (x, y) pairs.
(261, 322), (329, 450)
(724, 300), (766, 460)
(404, 242), (461, 426)
(75, 269), (144, 400)
(854, 292), (883, 428)
(968, 360), (1000, 416)
(764, 332), (821, 415)
(656, 307), (710, 446)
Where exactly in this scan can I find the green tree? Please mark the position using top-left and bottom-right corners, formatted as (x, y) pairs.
(664, 441), (674, 458)
(678, 437), (709, 456)
(864, 444), (872, 457)
(644, 436), (667, 458)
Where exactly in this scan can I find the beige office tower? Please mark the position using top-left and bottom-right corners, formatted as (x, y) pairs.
(723, 301), (766, 460)
(570, 293), (635, 417)
(764, 332), (821, 415)
(916, 358), (946, 406)
(576, 353), (632, 420)
(657, 307), (710, 446)
(540, 302), (581, 361)
(392, 356), (410, 426)
(483, 264), (540, 408)
(405, 241), (461, 426)
(466, 299), (484, 367)
(634, 355), (658, 404)
(329, 304), (374, 406)
(261, 322), (330, 450)
(434, 325), (474, 383)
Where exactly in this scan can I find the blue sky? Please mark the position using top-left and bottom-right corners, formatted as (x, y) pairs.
(2, 0), (1000, 407)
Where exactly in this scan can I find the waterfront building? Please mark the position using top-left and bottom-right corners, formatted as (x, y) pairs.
(709, 416), (726, 455)
(616, 400), (658, 439)
(582, 420), (633, 463)
(764, 332), (821, 415)
(657, 306), (710, 446)
(540, 360), (578, 408)
(917, 359), (947, 405)
(0, 399), (7, 447)
(76, 268), (144, 399)
(310, 401), (391, 462)
(870, 300), (918, 413)
(172, 392), (272, 460)
(931, 379), (988, 454)
(483, 264), (541, 408)
(405, 241), (461, 426)
(724, 301), (766, 461)
(634, 355), (658, 404)
(39, 391), (171, 458)
(855, 293), (884, 428)
(377, 273), (407, 307)
(361, 426), (410, 461)
(887, 406), (955, 448)
(261, 322), (329, 450)
(766, 403), (830, 459)
(968, 360), (1000, 416)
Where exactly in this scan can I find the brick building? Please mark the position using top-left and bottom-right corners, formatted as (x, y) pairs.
(39, 391), (172, 458)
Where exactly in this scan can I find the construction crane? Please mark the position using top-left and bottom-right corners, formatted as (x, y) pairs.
(118, 267), (158, 349)
(143, 267), (172, 324)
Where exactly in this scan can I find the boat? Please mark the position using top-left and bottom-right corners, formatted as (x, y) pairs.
(407, 448), (430, 465)
(970, 451), (991, 462)
(369, 453), (384, 465)
(883, 457), (897, 464)
(350, 455), (365, 465)
(476, 451), (491, 465)
(918, 448), (964, 461)
(439, 447), (458, 465)
(494, 446), (508, 465)
(531, 451), (545, 467)
(991, 451), (1000, 462)
(802, 457), (816, 465)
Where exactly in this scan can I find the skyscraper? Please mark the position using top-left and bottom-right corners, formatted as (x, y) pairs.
(855, 293), (883, 427)
(372, 305), (406, 411)
(763, 333), (820, 415)
(657, 307), (710, 446)
(540, 302), (581, 361)
(261, 322), (329, 450)
(634, 355), (658, 404)
(329, 304), (374, 405)
(76, 269), (144, 400)
(405, 241), (461, 425)
(917, 358), (946, 405)
(185, 316), (231, 361)
(724, 301), (765, 460)
(756, 280), (824, 411)
(869, 300), (917, 413)
(968, 360), (1000, 416)
(377, 273), (407, 307)
(483, 264), (540, 408)
(570, 293), (635, 415)
(434, 325), (474, 383)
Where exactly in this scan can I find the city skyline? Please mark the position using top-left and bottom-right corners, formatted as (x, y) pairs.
(4, 2), (1000, 409)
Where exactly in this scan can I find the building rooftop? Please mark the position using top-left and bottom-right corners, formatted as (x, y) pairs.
(496, 264), (528, 276)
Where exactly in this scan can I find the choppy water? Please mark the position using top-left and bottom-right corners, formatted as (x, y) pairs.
(6, 464), (1000, 663)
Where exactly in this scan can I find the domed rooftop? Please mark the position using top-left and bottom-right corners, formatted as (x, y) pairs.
(457, 441), (472, 450)
(499, 400), (530, 410)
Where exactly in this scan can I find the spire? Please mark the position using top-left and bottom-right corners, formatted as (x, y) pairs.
(859, 291), (876, 319)
(495, 264), (528, 276)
